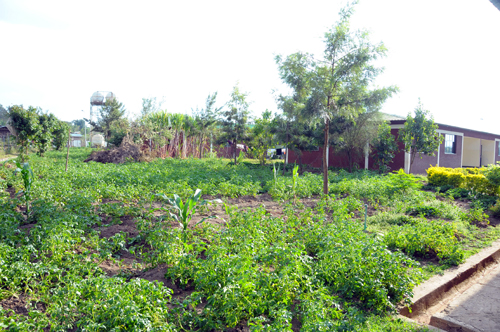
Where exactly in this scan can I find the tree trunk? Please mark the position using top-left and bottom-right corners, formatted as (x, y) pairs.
(182, 131), (187, 158)
(284, 124), (289, 176)
(199, 134), (204, 159)
(233, 141), (237, 164)
(323, 118), (329, 195)
(65, 128), (71, 172)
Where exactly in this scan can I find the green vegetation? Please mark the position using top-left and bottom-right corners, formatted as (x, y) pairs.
(1, 148), (499, 331)
(399, 100), (443, 173)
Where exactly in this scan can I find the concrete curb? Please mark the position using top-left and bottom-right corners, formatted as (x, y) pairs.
(400, 239), (500, 328)
(430, 313), (481, 332)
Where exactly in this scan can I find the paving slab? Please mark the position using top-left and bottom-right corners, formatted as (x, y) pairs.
(430, 263), (500, 332)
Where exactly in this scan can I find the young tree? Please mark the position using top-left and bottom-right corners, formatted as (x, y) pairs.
(141, 97), (164, 119)
(53, 121), (70, 151)
(218, 84), (250, 165)
(88, 98), (126, 141)
(399, 99), (443, 173)
(336, 111), (382, 172)
(7, 105), (41, 161)
(249, 110), (275, 165)
(276, 2), (398, 194)
(192, 92), (222, 159)
(36, 113), (58, 156)
(372, 121), (398, 173)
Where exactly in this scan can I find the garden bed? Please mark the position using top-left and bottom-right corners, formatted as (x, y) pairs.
(1, 149), (499, 331)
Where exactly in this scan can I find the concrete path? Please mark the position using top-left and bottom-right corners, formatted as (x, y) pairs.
(431, 262), (500, 332)
(400, 239), (500, 332)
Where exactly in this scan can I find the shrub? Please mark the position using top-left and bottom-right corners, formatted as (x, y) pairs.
(406, 204), (441, 218)
(490, 200), (500, 218)
(427, 166), (496, 195)
(385, 220), (464, 265)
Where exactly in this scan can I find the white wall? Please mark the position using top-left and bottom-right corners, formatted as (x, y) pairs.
(482, 140), (495, 166)
(463, 137), (480, 167)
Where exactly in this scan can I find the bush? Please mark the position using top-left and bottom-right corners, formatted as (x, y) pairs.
(427, 166), (496, 195)
(406, 204), (441, 218)
(385, 219), (465, 265)
(490, 200), (500, 218)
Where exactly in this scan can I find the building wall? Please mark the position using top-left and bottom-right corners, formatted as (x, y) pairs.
(438, 134), (462, 168)
(391, 129), (406, 171)
(496, 141), (500, 164)
(463, 137), (481, 167)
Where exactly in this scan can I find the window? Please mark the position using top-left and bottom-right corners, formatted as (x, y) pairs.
(498, 142), (500, 157)
(444, 134), (456, 154)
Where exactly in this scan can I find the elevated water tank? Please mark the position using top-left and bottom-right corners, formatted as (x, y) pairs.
(105, 92), (116, 103)
(90, 92), (104, 106)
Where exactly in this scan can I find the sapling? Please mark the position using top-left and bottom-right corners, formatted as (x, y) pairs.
(14, 161), (34, 213)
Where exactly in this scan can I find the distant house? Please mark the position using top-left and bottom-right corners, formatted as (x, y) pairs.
(69, 133), (84, 147)
(287, 114), (500, 174)
(0, 126), (13, 143)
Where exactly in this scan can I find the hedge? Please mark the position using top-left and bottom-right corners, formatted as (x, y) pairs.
(427, 166), (498, 195)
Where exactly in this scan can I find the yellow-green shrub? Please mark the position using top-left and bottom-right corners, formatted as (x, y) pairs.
(427, 166), (496, 195)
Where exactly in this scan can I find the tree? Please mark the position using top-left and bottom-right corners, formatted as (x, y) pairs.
(71, 119), (88, 133)
(88, 98), (126, 141)
(53, 121), (70, 151)
(0, 104), (8, 126)
(141, 97), (164, 119)
(399, 99), (443, 173)
(372, 121), (398, 173)
(276, 2), (398, 194)
(218, 84), (250, 165)
(7, 105), (41, 161)
(336, 111), (382, 172)
(249, 110), (275, 165)
(36, 113), (58, 156)
(192, 93), (222, 159)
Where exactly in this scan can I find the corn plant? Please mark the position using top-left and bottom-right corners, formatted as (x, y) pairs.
(157, 189), (215, 243)
(14, 161), (34, 213)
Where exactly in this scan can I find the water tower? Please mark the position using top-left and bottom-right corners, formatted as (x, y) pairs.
(89, 91), (115, 146)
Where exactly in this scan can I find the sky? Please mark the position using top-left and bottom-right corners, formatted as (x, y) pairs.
(1, 0), (499, 134)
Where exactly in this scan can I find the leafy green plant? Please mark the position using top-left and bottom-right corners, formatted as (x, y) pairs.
(406, 203), (441, 218)
(157, 188), (214, 243)
(463, 206), (489, 225)
(14, 161), (34, 213)
(385, 219), (464, 265)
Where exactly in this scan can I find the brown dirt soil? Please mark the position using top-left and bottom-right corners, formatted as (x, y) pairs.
(97, 215), (140, 239)
(99, 250), (142, 276)
(84, 141), (143, 164)
(0, 294), (45, 316)
(6, 186), (15, 199)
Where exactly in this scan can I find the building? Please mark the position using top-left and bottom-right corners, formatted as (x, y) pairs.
(0, 126), (13, 143)
(70, 133), (84, 147)
(287, 114), (500, 174)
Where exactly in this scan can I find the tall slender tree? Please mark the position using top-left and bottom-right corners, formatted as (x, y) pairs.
(276, 1), (397, 194)
(218, 84), (250, 164)
(192, 92), (222, 159)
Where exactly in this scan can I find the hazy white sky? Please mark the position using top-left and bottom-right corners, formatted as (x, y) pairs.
(1, 0), (499, 133)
